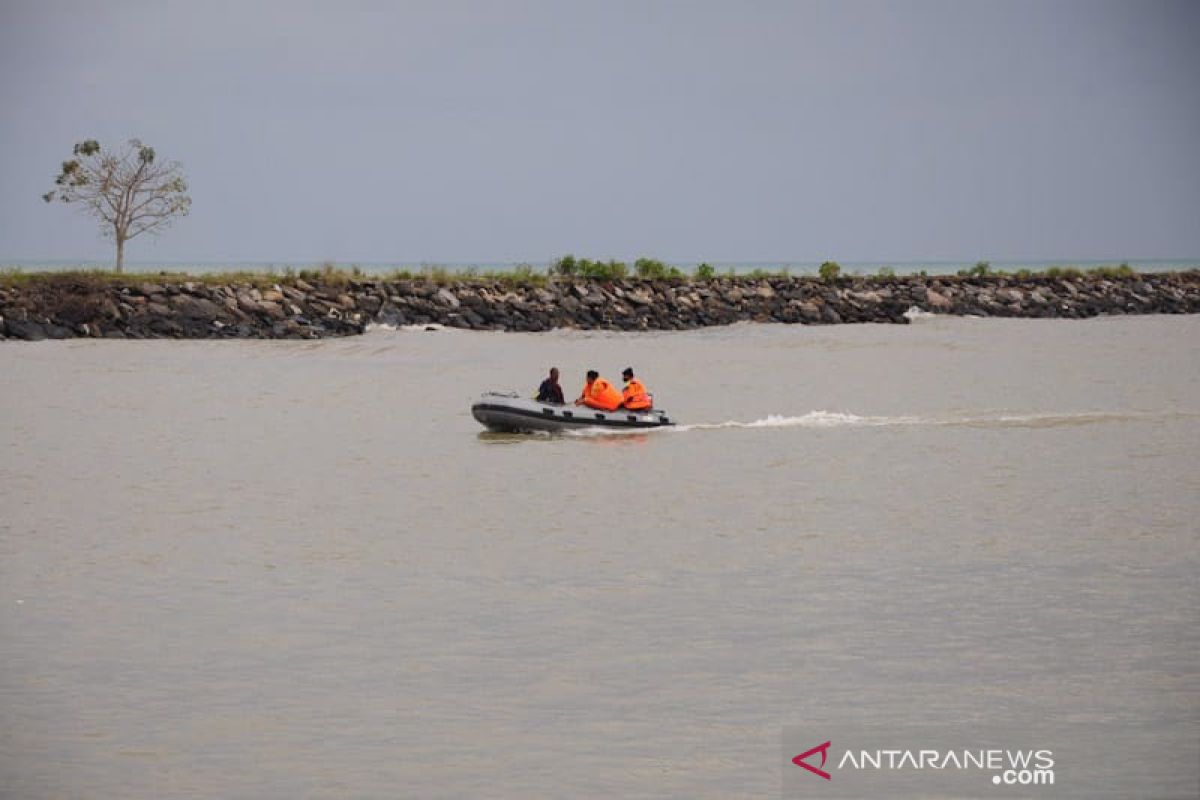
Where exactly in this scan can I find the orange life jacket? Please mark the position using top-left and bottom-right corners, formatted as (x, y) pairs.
(621, 378), (653, 410)
(580, 377), (622, 411)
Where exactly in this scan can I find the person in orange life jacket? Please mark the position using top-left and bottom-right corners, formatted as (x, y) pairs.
(575, 369), (622, 411)
(619, 367), (653, 410)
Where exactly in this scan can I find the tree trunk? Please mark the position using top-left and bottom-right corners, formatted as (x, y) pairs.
(115, 235), (125, 273)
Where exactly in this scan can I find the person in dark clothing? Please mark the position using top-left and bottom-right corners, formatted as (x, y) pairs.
(536, 367), (565, 404)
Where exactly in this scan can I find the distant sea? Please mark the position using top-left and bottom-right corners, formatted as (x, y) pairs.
(2, 258), (1197, 276)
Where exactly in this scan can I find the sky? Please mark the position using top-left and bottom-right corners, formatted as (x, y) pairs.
(1, 0), (1197, 266)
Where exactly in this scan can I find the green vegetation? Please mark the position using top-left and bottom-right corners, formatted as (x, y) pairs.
(551, 255), (689, 281)
(1042, 266), (1084, 279)
(0, 268), (287, 289)
(0, 262), (551, 290)
(746, 267), (791, 279)
(945, 262), (1141, 280)
(1087, 263), (1136, 279)
(0, 261), (1172, 292)
(958, 261), (992, 278)
(551, 254), (628, 280)
(507, 263), (547, 285)
(379, 264), (549, 287)
(633, 258), (685, 279)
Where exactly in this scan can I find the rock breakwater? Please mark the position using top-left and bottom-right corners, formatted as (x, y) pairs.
(2, 271), (1198, 340)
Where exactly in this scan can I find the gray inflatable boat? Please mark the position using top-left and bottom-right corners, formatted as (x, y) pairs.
(471, 392), (675, 433)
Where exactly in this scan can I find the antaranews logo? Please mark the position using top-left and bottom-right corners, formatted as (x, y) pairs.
(791, 741), (832, 780)
(787, 736), (1055, 793)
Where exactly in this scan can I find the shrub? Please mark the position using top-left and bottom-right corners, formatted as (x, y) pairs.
(1089, 263), (1135, 278)
(578, 258), (627, 280)
(552, 254), (578, 276)
(694, 263), (716, 280)
(818, 261), (841, 282)
(959, 261), (991, 278)
(551, 255), (628, 280)
(1044, 266), (1084, 279)
(876, 266), (896, 278)
(634, 257), (670, 279)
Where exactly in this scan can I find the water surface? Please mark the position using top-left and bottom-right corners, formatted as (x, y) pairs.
(2, 315), (1198, 798)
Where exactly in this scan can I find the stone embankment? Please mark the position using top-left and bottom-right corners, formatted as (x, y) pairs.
(2, 272), (1198, 340)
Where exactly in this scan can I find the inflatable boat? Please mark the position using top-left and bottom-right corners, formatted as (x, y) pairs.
(471, 392), (675, 433)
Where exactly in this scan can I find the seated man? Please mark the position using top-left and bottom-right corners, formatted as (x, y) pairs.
(536, 367), (565, 404)
(619, 367), (653, 410)
(575, 369), (622, 411)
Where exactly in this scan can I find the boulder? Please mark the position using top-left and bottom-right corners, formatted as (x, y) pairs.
(5, 319), (47, 341)
(436, 288), (461, 308)
(171, 295), (223, 319)
(796, 302), (822, 322)
(850, 290), (882, 304)
(925, 290), (952, 310)
(258, 301), (286, 320)
(44, 323), (73, 339)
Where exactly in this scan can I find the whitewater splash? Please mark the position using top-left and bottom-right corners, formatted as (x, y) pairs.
(366, 322), (444, 332)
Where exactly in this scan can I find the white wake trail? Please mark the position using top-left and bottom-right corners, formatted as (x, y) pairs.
(555, 409), (1190, 439)
(674, 411), (921, 431)
(667, 409), (1186, 434)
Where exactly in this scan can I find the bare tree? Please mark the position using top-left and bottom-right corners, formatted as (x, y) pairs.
(43, 138), (191, 272)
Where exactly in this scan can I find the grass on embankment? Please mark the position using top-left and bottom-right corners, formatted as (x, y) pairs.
(0, 262), (550, 289)
(0, 258), (1189, 290)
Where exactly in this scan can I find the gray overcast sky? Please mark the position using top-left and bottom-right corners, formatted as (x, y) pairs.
(1, 0), (1197, 265)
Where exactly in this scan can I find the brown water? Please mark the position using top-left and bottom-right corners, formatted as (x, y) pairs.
(2, 315), (1198, 798)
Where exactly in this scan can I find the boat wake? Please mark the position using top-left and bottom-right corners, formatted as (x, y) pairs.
(675, 411), (912, 431)
(562, 409), (1191, 437)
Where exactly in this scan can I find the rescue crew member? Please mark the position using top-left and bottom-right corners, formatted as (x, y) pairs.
(536, 367), (564, 404)
(575, 369), (622, 411)
(619, 367), (653, 410)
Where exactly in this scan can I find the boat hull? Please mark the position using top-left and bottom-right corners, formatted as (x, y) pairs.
(471, 393), (675, 433)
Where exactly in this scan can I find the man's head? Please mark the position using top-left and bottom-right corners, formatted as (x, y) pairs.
(549, 367), (559, 381)
(622, 367), (634, 381)
(586, 370), (599, 382)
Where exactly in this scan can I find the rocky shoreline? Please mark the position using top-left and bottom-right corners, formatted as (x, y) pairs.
(2, 271), (1198, 340)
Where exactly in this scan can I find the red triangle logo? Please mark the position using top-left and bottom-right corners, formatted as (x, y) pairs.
(792, 740), (832, 780)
